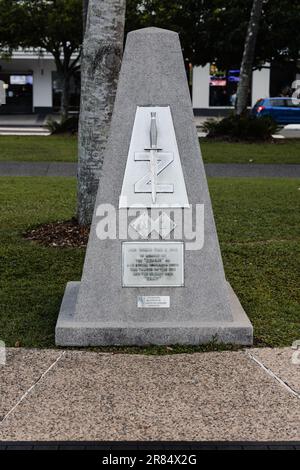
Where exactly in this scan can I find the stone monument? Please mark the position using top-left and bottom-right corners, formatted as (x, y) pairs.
(56, 27), (253, 346)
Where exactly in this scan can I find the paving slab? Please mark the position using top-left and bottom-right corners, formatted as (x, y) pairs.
(1, 162), (300, 178)
(0, 114), (57, 127)
(0, 129), (50, 136)
(0, 349), (299, 441)
(0, 161), (77, 177)
(205, 163), (300, 178)
(0, 161), (49, 176)
(251, 347), (300, 395)
(0, 349), (62, 420)
(45, 162), (77, 177)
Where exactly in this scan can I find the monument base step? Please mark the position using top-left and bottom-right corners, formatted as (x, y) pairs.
(55, 282), (253, 346)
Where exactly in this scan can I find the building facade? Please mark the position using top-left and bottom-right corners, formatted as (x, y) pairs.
(192, 63), (271, 115)
(0, 51), (297, 115)
(0, 51), (80, 114)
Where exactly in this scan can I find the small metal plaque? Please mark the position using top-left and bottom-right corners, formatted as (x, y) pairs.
(122, 242), (184, 287)
(137, 296), (170, 308)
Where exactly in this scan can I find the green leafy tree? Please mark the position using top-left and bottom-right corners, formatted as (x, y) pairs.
(259, 0), (300, 70)
(125, 0), (253, 68)
(23, 0), (83, 118)
(0, 0), (83, 118)
(0, 0), (25, 56)
(126, 0), (300, 75)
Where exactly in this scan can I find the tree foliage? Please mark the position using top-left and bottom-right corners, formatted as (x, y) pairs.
(0, 0), (83, 116)
(125, 0), (300, 70)
(0, 0), (25, 55)
(19, 0), (83, 74)
(1, 0), (82, 59)
(1, 0), (299, 72)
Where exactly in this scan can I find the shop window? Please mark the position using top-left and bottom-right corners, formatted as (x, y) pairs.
(0, 73), (33, 114)
(209, 64), (251, 107)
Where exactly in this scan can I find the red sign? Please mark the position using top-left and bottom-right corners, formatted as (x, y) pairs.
(210, 79), (227, 87)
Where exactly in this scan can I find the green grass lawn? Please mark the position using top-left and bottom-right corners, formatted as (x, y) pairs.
(0, 136), (77, 162)
(0, 177), (299, 349)
(0, 135), (300, 164)
(201, 139), (300, 164)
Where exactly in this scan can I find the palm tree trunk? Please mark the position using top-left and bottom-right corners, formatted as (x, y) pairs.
(235, 0), (263, 115)
(77, 0), (126, 225)
(82, 0), (89, 34)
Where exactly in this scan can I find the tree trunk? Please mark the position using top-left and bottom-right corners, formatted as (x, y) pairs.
(82, 0), (89, 34)
(60, 72), (71, 120)
(77, 0), (126, 225)
(235, 0), (263, 115)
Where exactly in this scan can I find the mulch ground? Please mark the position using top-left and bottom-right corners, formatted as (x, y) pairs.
(24, 218), (89, 248)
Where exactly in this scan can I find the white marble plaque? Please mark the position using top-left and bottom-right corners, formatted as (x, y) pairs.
(137, 296), (170, 308)
(119, 106), (190, 208)
(122, 242), (184, 287)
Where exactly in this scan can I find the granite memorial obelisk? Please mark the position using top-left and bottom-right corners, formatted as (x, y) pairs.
(56, 28), (253, 345)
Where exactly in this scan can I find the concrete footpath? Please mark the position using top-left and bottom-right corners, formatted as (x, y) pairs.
(0, 161), (77, 177)
(0, 347), (299, 441)
(0, 114), (51, 136)
(1, 161), (300, 178)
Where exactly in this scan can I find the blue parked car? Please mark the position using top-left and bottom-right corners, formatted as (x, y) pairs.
(251, 97), (300, 124)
